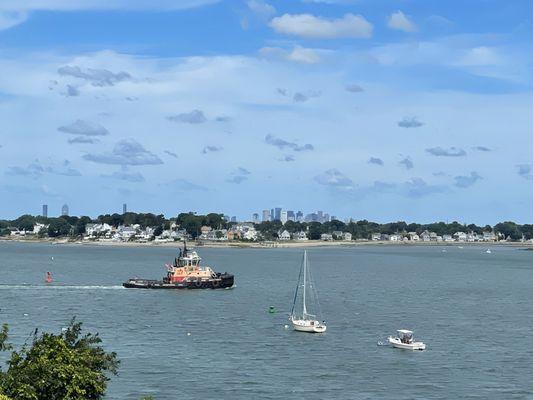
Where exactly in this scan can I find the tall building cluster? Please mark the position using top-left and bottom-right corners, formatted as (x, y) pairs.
(258, 208), (333, 224)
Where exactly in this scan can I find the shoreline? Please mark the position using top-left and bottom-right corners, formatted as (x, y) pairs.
(2, 237), (532, 249)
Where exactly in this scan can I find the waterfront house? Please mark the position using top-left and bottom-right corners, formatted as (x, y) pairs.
(371, 233), (381, 241)
(443, 234), (454, 242)
(343, 232), (352, 241)
(408, 232), (420, 241)
(332, 231), (344, 240)
(321, 233), (334, 241)
(454, 232), (467, 242)
(33, 223), (48, 234)
(420, 231), (431, 242)
(294, 231), (308, 241)
(482, 231), (496, 242)
(200, 226), (212, 236)
(389, 234), (401, 241)
(279, 230), (291, 241)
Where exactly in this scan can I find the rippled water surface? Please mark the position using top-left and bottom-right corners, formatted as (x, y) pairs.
(1, 242), (532, 399)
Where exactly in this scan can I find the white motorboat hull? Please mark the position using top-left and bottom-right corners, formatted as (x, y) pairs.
(388, 336), (425, 350)
(291, 319), (326, 333)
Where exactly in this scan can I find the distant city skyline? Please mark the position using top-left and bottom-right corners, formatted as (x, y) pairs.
(1, 1), (533, 224)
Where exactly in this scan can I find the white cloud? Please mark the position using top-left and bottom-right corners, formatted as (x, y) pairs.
(387, 11), (417, 33)
(270, 13), (373, 39)
(287, 46), (321, 64)
(0, 1), (220, 12)
(259, 46), (322, 64)
(456, 46), (502, 66)
(0, 0), (219, 30)
(0, 10), (27, 30)
(246, 0), (275, 18)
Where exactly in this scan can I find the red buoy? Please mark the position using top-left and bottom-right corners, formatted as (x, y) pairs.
(45, 271), (53, 284)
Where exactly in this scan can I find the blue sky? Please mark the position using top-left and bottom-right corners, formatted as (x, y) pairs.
(0, 0), (532, 223)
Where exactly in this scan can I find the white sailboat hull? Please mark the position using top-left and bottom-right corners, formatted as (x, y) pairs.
(388, 336), (425, 350)
(291, 318), (326, 333)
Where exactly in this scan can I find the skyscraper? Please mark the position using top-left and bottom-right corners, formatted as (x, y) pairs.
(287, 210), (295, 222)
(252, 213), (260, 223)
(123, 203), (127, 214)
(274, 207), (282, 221)
(42, 204), (48, 218)
(280, 210), (288, 224)
(61, 204), (69, 216)
(296, 211), (304, 222)
(262, 210), (271, 222)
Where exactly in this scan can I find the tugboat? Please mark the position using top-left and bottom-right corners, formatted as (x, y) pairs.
(123, 242), (234, 289)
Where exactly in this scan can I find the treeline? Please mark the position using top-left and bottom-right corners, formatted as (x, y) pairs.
(0, 212), (230, 239)
(1, 213), (533, 241)
(255, 220), (533, 241)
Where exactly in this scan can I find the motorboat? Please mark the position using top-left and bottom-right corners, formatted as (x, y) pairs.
(289, 251), (326, 333)
(388, 329), (426, 350)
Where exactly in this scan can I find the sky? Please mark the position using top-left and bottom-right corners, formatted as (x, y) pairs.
(0, 0), (532, 224)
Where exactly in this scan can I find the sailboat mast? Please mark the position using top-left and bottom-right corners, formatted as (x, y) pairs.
(303, 250), (307, 318)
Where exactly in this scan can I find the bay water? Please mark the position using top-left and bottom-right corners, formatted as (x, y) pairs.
(0, 242), (532, 399)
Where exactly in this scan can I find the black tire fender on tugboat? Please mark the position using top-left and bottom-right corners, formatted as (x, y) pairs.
(212, 280), (220, 288)
(195, 280), (203, 288)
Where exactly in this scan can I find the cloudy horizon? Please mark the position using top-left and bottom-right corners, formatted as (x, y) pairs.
(1, 0), (532, 224)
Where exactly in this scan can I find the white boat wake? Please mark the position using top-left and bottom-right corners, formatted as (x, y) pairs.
(0, 284), (124, 290)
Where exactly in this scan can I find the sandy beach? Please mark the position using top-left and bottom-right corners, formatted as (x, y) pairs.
(2, 237), (532, 249)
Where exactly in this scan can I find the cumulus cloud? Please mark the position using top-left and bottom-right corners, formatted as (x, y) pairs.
(83, 139), (163, 165)
(68, 136), (99, 145)
(265, 134), (314, 152)
(399, 157), (414, 170)
(472, 146), (491, 152)
(398, 116), (423, 128)
(314, 169), (354, 190)
(345, 83), (364, 93)
(226, 166), (251, 184)
(169, 179), (208, 192)
(215, 115), (231, 122)
(6, 163), (43, 178)
(6, 160), (81, 178)
(202, 145), (223, 154)
(167, 110), (207, 124)
(269, 13), (373, 39)
(57, 65), (132, 87)
(164, 150), (178, 159)
(259, 45), (322, 64)
(63, 84), (80, 97)
(293, 90), (321, 103)
(277, 88), (288, 96)
(426, 147), (467, 157)
(387, 11), (417, 33)
(101, 170), (145, 182)
(58, 119), (109, 136)
(0, 10), (27, 30)
(278, 155), (295, 162)
(517, 164), (533, 180)
(454, 171), (482, 188)
(368, 157), (384, 166)
(246, 0), (275, 18)
(403, 178), (445, 198)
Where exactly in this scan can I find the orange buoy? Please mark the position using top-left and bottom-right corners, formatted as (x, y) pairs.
(45, 271), (53, 284)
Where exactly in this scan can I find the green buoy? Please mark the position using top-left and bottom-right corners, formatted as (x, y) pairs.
(268, 306), (276, 314)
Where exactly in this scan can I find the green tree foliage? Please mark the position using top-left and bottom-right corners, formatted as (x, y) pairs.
(494, 221), (522, 240)
(47, 218), (72, 237)
(0, 319), (119, 400)
(12, 215), (36, 232)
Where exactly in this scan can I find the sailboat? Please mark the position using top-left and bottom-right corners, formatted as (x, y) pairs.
(290, 251), (326, 333)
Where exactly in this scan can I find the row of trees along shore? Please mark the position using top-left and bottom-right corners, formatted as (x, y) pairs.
(1, 212), (533, 241)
